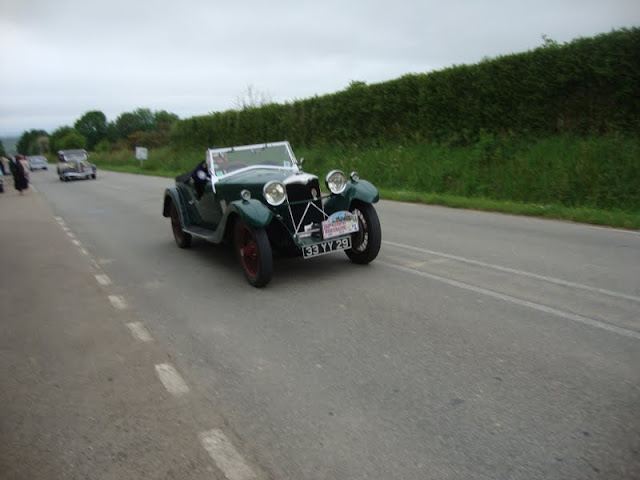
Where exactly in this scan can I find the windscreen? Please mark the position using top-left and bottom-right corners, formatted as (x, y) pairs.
(210, 144), (296, 177)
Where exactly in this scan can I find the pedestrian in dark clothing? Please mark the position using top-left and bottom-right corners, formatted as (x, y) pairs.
(10, 155), (29, 194)
(190, 160), (209, 199)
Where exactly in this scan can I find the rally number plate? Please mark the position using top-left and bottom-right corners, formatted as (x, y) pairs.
(303, 236), (352, 258)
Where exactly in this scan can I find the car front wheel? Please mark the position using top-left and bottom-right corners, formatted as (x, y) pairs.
(169, 201), (192, 248)
(346, 201), (381, 264)
(234, 219), (273, 287)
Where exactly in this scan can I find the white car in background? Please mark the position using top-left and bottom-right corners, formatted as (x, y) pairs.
(27, 155), (49, 171)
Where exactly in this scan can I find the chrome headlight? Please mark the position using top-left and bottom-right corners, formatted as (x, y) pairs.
(325, 170), (347, 194)
(263, 181), (287, 206)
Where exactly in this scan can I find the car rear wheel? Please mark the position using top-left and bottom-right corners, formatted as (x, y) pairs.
(234, 219), (273, 287)
(345, 201), (381, 264)
(169, 201), (192, 248)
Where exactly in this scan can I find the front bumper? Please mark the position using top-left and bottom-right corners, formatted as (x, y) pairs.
(60, 170), (94, 179)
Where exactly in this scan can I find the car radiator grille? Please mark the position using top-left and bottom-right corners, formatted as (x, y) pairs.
(286, 180), (325, 233)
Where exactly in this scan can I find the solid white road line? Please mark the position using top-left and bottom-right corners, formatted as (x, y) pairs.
(155, 363), (190, 396)
(384, 240), (640, 303)
(126, 322), (153, 343)
(381, 261), (640, 341)
(108, 295), (127, 310)
(199, 429), (257, 480)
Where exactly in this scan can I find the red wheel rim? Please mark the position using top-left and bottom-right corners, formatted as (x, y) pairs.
(237, 225), (259, 277)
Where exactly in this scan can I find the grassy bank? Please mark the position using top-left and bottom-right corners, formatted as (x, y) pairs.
(90, 135), (640, 229)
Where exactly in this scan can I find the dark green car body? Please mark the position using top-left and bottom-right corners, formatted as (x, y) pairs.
(163, 141), (381, 287)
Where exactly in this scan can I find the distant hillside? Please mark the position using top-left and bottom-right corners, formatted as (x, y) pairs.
(1, 136), (19, 155)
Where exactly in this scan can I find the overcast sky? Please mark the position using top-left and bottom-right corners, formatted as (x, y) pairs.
(1, 0), (638, 137)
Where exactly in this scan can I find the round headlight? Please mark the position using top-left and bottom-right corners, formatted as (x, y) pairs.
(263, 181), (287, 206)
(325, 170), (347, 194)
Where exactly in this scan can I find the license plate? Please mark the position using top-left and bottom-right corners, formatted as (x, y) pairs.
(303, 236), (352, 258)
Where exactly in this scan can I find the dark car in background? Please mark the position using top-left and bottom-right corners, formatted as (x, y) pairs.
(163, 141), (381, 287)
(27, 155), (48, 171)
(57, 149), (96, 181)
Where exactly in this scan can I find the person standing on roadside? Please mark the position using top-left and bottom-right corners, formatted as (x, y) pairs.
(10, 155), (29, 195)
(0, 156), (6, 194)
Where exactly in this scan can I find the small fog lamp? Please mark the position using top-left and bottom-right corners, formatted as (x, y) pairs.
(240, 189), (251, 201)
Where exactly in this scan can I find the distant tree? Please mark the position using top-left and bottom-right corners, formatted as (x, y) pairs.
(49, 126), (86, 153)
(346, 80), (367, 90)
(114, 108), (178, 146)
(541, 34), (560, 49)
(233, 84), (272, 110)
(154, 110), (179, 129)
(105, 121), (119, 143)
(0, 139), (6, 157)
(115, 112), (141, 138)
(74, 110), (107, 150)
(16, 129), (48, 155)
(57, 131), (87, 151)
(134, 108), (155, 131)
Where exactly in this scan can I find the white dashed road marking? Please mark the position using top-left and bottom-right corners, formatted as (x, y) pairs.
(155, 363), (190, 396)
(55, 213), (254, 477)
(126, 322), (153, 343)
(108, 295), (127, 310)
(199, 429), (257, 480)
(95, 274), (111, 286)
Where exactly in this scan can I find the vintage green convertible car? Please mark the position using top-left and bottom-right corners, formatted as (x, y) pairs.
(162, 141), (381, 287)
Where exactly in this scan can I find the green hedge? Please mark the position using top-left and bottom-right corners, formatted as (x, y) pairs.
(296, 134), (640, 211)
(171, 28), (640, 149)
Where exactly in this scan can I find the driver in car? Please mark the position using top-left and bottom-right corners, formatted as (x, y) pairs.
(213, 154), (229, 176)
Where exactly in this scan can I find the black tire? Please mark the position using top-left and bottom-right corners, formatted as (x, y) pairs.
(345, 202), (381, 264)
(234, 219), (273, 287)
(169, 201), (192, 248)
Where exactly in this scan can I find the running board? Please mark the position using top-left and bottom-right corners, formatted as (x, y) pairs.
(183, 226), (217, 241)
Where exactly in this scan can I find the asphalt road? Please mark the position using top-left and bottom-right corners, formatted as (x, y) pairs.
(9, 169), (640, 479)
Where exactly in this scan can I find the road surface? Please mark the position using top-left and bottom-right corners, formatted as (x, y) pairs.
(2, 169), (639, 479)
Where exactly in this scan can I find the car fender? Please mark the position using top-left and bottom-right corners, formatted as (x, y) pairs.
(324, 179), (379, 213)
(227, 198), (274, 228)
(162, 186), (191, 228)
